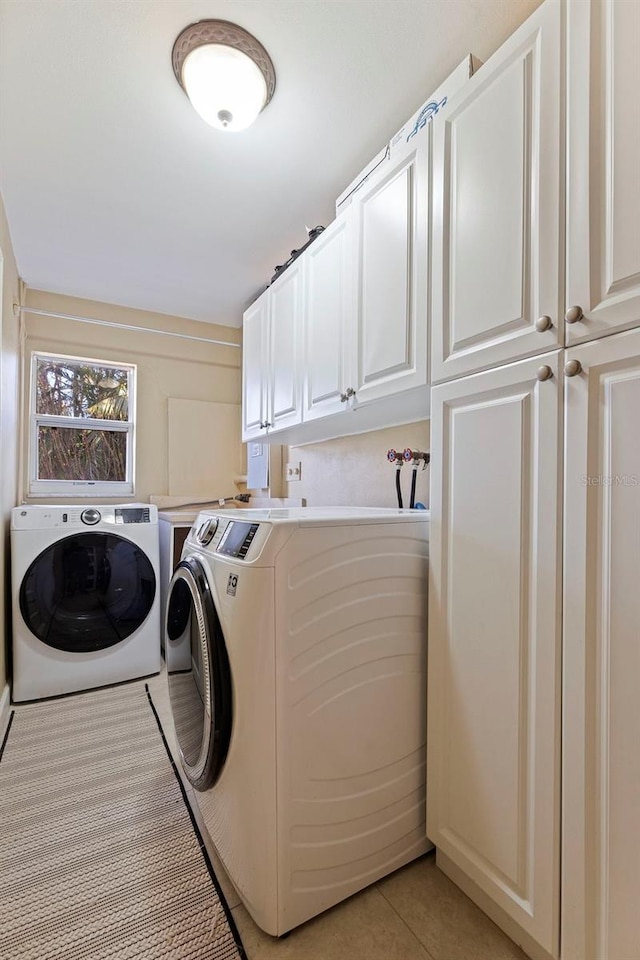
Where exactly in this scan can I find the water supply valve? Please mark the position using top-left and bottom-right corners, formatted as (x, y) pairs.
(403, 448), (430, 469)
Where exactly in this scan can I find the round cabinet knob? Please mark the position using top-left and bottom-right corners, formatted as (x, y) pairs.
(564, 359), (583, 377)
(536, 365), (553, 382)
(339, 393), (348, 403)
(345, 387), (356, 398)
(535, 315), (553, 332)
(565, 305), (584, 324)
(81, 508), (101, 525)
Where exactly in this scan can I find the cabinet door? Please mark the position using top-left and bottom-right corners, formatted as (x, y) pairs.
(303, 213), (355, 422)
(427, 352), (562, 956)
(268, 260), (303, 433)
(352, 133), (428, 405)
(242, 293), (269, 441)
(431, 0), (562, 383)
(565, 0), (640, 345)
(562, 329), (640, 960)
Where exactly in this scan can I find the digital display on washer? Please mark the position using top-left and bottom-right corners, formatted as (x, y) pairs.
(216, 521), (259, 559)
(115, 508), (150, 524)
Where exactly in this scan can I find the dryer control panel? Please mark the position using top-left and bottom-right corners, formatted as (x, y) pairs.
(216, 521), (260, 560)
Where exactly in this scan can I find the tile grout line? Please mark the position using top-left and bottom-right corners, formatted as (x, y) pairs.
(375, 880), (439, 960)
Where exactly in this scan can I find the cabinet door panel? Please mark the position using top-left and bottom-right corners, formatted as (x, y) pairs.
(563, 329), (640, 960)
(303, 214), (354, 421)
(428, 352), (561, 955)
(242, 295), (268, 441)
(431, 0), (562, 382)
(269, 262), (303, 432)
(354, 137), (428, 404)
(566, 0), (640, 344)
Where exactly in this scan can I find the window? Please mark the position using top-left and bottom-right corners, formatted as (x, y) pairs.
(29, 352), (136, 497)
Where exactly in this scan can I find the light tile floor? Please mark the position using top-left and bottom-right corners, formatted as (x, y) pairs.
(148, 670), (529, 960)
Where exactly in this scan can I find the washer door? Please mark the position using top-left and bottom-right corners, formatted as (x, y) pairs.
(165, 556), (233, 791)
(19, 532), (156, 652)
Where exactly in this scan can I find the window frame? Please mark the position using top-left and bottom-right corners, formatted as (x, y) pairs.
(28, 351), (137, 498)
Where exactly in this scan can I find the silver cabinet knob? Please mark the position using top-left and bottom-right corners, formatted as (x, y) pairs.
(537, 365), (553, 381)
(345, 387), (356, 398)
(535, 315), (553, 332)
(564, 359), (583, 377)
(339, 392), (348, 403)
(565, 305), (584, 324)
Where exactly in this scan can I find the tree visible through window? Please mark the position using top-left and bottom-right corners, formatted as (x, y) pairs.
(30, 354), (135, 495)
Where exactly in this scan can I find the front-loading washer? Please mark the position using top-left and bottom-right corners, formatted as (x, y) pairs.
(11, 503), (161, 702)
(165, 506), (430, 936)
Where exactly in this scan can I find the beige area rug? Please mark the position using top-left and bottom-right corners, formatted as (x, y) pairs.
(0, 683), (245, 960)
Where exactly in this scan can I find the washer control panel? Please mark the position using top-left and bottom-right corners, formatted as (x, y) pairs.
(216, 521), (260, 560)
(196, 517), (219, 545)
(11, 504), (157, 529)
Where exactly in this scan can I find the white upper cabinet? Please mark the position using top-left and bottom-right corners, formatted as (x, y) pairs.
(302, 213), (355, 422)
(427, 350), (562, 958)
(242, 292), (269, 441)
(352, 134), (429, 404)
(565, 0), (640, 345)
(562, 328), (640, 960)
(267, 259), (304, 433)
(241, 260), (304, 443)
(431, 0), (563, 383)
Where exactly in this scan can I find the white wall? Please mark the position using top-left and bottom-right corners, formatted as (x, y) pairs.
(0, 190), (21, 707)
(286, 420), (430, 508)
(22, 289), (243, 504)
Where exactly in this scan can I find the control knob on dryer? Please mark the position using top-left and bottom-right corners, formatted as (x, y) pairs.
(81, 508), (101, 525)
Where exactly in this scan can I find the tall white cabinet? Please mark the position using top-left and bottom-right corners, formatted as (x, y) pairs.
(427, 1), (640, 959)
(562, 328), (640, 960)
(565, 0), (640, 344)
(427, 352), (563, 957)
(430, 0), (562, 383)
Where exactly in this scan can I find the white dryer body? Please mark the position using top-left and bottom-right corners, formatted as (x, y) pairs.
(11, 504), (161, 702)
(166, 506), (430, 936)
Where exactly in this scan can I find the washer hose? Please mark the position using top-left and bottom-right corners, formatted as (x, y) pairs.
(395, 465), (403, 509)
(409, 465), (418, 510)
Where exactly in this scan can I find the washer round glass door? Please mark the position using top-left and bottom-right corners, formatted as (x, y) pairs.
(19, 532), (156, 652)
(165, 556), (232, 790)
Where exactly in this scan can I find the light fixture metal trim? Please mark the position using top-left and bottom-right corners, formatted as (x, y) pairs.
(172, 19), (276, 107)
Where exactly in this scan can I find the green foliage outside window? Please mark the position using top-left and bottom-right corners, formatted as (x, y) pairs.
(34, 357), (132, 484)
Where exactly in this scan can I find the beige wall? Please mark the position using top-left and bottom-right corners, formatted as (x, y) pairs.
(22, 289), (242, 504)
(286, 420), (430, 508)
(0, 191), (21, 702)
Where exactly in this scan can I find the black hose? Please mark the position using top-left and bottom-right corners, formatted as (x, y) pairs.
(395, 466), (403, 509)
(410, 465), (418, 509)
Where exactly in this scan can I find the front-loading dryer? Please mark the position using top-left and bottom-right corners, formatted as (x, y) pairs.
(165, 506), (430, 937)
(11, 503), (161, 702)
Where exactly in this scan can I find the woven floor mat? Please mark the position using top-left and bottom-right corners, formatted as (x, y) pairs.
(0, 683), (245, 960)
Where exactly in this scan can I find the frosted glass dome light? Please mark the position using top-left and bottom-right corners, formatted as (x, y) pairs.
(173, 21), (276, 133)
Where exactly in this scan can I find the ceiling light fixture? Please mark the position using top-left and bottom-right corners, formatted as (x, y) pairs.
(172, 20), (276, 132)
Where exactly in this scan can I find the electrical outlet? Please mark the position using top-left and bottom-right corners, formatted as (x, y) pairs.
(285, 461), (302, 482)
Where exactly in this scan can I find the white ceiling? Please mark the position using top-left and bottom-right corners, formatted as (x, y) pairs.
(0, 0), (541, 327)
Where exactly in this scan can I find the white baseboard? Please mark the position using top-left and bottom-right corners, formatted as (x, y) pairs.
(0, 684), (11, 743)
